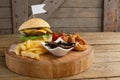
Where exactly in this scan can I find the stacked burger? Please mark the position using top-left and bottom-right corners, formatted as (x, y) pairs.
(14, 18), (53, 60)
(19, 18), (52, 42)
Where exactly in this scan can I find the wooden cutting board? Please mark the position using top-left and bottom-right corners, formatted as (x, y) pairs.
(5, 45), (94, 79)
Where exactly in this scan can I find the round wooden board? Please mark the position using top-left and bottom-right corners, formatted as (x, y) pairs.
(5, 45), (94, 79)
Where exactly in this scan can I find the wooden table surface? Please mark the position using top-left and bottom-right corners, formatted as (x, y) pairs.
(1, 32), (120, 80)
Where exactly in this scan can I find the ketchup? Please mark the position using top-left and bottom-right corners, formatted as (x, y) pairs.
(52, 32), (66, 41)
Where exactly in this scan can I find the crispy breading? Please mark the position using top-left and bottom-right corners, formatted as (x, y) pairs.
(65, 33), (88, 51)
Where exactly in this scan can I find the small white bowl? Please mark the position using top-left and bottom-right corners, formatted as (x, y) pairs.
(41, 37), (74, 56)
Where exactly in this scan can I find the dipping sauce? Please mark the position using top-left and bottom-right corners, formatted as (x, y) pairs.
(45, 41), (75, 49)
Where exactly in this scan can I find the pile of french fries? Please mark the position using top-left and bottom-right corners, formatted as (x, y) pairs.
(14, 40), (47, 60)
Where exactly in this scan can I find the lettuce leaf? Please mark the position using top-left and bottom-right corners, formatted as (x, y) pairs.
(20, 34), (52, 42)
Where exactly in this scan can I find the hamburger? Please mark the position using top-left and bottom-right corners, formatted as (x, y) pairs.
(19, 18), (52, 42)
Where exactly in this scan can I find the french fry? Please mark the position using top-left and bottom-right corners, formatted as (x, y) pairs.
(32, 40), (41, 43)
(34, 50), (47, 55)
(19, 43), (27, 51)
(16, 44), (21, 51)
(28, 47), (46, 52)
(14, 49), (20, 55)
(32, 43), (41, 48)
(30, 40), (41, 48)
(14, 44), (21, 55)
(32, 41), (45, 49)
(26, 40), (31, 49)
(21, 51), (40, 60)
(14, 40), (48, 60)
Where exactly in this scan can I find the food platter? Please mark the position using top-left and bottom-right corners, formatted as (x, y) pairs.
(5, 18), (94, 78)
(5, 45), (94, 78)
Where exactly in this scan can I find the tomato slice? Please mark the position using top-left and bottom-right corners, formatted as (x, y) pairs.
(52, 32), (59, 41)
(52, 32), (67, 41)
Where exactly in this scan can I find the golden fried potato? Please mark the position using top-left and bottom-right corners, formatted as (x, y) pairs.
(19, 43), (27, 51)
(28, 48), (46, 52)
(26, 40), (31, 49)
(21, 51), (40, 60)
(30, 40), (44, 48)
(15, 44), (21, 54)
(14, 49), (20, 56)
(34, 50), (47, 55)
(14, 40), (48, 60)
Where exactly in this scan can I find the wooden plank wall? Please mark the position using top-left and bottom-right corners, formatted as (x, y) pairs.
(118, 0), (120, 31)
(28, 0), (103, 33)
(0, 0), (12, 34)
(0, 0), (103, 34)
(49, 0), (103, 32)
(103, 0), (119, 32)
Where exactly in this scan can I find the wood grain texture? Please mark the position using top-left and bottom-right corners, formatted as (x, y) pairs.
(12, 0), (29, 33)
(0, 34), (20, 38)
(61, 0), (102, 8)
(5, 46), (94, 78)
(0, 57), (5, 62)
(1, 33), (120, 79)
(0, 29), (12, 34)
(0, 0), (11, 7)
(0, 38), (20, 47)
(0, 19), (12, 29)
(119, 8), (120, 16)
(0, 0), (103, 34)
(65, 62), (120, 79)
(0, 48), (5, 57)
(29, 0), (44, 6)
(0, 0), (12, 34)
(1, 59), (120, 79)
(93, 44), (120, 53)
(48, 18), (101, 28)
(103, 0), (119, 32)
(0, 8), (11, 18)
(48, 18), (101, 32)
(51, 8), (102, 18)
(0, 21), (12, 34)
(29, 0), (102, 8)
(29, 0), (64, 20)
(51, 27), (101, 33)
(94, 52), (120, 63)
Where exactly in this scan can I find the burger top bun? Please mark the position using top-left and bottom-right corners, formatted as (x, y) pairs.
(19, 18), (50, 31)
